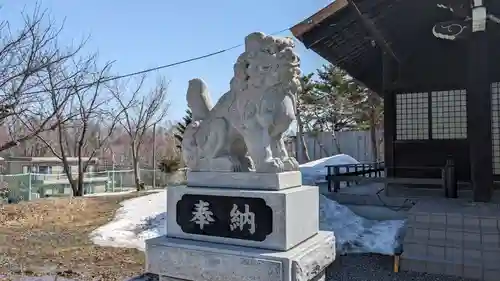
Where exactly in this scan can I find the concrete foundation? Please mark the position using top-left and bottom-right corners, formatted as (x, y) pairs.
(146, 231), (335, 281)
(146, 171), (336, 281)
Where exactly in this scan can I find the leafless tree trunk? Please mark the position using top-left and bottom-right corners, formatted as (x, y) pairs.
(0, 6), (87, 153)
(367, 91), (383, 162)
(110, 76), (169, 191)
(368, 107), (378, 162)
(295, 106), (310, 164)
(37, 55), (124, 196)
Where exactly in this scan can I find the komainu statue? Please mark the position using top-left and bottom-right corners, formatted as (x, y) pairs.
(182, 32), (302, 173)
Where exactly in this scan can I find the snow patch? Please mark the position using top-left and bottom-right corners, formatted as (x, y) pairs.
(299, 154), (360, 185)
(90, 191), (167, 251)
(319, 194), (405, 255)
(91, 189), (405, 256)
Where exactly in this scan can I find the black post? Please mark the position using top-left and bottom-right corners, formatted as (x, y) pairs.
(346, 165), (351, 187)
(333, 166), (341, 192)
(444, 158), (458, 198)
(442, 158), (457, 198)
(467, 2), (493, 202)
(327, 166), (332, 192)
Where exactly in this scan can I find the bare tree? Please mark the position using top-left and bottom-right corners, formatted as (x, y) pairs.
(36, 55), (124, 196)
(0, 6), (88, 152)
(110, 75), (169, 191)
(296, 74), (313, 163)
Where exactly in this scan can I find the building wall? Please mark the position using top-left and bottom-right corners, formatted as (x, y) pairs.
(390, 83), (500, 181)
(391, 89), (471, 181)
(492, 82), (500, 175)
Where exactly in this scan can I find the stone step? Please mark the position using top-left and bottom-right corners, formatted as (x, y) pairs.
(400, 252), (499, 280)
(403, 225), (500, 249)
(403, 236), (500, 252)
(402, 242), (500, 269)
(407, 201), (500, 232)
(405, 227), (500, 248)
(405, 220), (500, 234)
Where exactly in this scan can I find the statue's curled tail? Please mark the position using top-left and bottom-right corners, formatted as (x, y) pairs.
(186, 78), (213, 121)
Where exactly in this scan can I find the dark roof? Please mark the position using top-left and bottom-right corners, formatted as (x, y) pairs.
(291, 0), (500, 94)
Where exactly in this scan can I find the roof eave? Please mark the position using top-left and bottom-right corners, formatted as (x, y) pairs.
(290, 0), (349, 39)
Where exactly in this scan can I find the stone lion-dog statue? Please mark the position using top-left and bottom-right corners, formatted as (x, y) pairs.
(182, 32), (302, 173)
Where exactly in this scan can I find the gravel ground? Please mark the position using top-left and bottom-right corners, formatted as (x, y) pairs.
(327, 254), (478, 281)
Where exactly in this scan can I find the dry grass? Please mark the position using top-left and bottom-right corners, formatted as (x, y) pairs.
(0, 193), (149, 280)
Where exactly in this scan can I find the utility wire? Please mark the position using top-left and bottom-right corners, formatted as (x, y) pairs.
(22, 27), (293, 95)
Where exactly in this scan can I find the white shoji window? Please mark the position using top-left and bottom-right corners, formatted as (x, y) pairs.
(431, 90), (467, 139)
(396, 92), (429, 140)
(492, 82), (500, 175)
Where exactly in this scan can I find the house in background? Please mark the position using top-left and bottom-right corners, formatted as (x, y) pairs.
(3, 156), (109, 198)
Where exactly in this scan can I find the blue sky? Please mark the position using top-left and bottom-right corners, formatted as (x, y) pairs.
(1, 0), (329, 121)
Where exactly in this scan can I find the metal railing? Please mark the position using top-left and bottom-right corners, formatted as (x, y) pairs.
(325, 159), (458, 198)
(0, 168), (173, 203)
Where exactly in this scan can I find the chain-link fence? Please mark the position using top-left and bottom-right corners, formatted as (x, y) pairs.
(0, 168), (182, 204)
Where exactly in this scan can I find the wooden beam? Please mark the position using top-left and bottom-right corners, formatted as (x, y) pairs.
(346, 0), (399, 63)
(290, 0), (348, 39)
(467, 13), (493, 202)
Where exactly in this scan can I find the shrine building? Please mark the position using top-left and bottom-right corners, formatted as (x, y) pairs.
(291, 0), (500, 202)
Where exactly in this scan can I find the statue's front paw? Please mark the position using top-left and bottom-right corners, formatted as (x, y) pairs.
(282, 157), (300, 171)
(257, 158), (285, 173)
(232, 162), (242, 172)
(241, 156), (254, 172)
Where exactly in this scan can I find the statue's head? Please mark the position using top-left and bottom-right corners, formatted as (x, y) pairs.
(230, 32), (302, 94)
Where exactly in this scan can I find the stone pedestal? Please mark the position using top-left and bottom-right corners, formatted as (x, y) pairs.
(145, 171), (336, 281)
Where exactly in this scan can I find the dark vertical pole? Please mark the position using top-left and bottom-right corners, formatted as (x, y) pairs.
(152, 123), (156, 189)
(467, 2), (493, 202)
(383, 51), (396, 178)
(333, 166), (340, 192)
(327, 166), (332, 192)
(444, 158), (458, 198)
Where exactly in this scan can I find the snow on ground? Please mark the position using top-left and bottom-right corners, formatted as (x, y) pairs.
(299, 154), (360, 185)
(91, 155), (406, 256)
(8, 274), (157, 281)
(90, 190), (167, 251)
(319, 195), (405, 255)
(91, 190), (404, 255)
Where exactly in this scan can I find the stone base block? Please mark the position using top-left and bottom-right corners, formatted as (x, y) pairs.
(167, 185), (318, 251)
(159, 275), (325, 281)
(146, 231), (335, 281)
(186, 171), (302, 190)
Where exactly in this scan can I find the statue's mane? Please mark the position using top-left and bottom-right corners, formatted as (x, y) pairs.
(229, 32), (302, 95)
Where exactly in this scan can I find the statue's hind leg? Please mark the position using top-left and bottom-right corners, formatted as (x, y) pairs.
(229, 133), (254, 172)
(197, 118), (234, 172)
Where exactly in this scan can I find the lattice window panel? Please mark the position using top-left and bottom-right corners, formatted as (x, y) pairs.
(492, 82), (500, 175)
(431, 90), (467, 139)
(396, 92), (429, 140)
